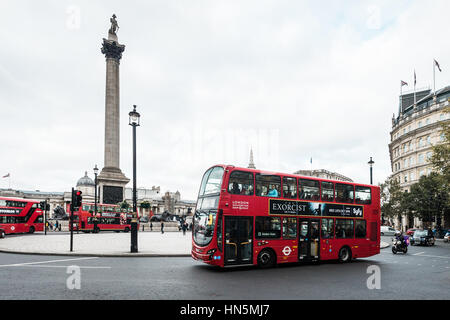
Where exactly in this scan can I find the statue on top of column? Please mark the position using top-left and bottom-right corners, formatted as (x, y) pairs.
(109, 14), (119, 35)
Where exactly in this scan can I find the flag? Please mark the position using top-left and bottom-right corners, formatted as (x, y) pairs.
(434, 59), (442, 72)
(401, 80), (408, 86)
(414, 70), (416, 86)
(310, 157), (312, 164)
(2, 173), (9, 178)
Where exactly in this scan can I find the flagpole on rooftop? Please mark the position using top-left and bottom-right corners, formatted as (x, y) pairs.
(433, 59), (436, 95)
(414, 70), (416, 105)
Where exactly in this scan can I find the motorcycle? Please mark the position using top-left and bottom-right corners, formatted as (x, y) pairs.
(392, 235), (409, 254)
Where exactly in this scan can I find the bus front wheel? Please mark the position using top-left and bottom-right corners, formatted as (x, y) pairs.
(338, 246), (352, 263)
(28, 226), (35, 234)
(257, 249), (276, 268)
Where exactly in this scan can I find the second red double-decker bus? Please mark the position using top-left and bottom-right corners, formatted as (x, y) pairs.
(71, 203), (136, 233)
(0, 197), (44, 234)
(192, 165), (380, 268)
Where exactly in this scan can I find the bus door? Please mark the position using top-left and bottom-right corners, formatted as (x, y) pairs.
(298, 219), (320, 262)
(224, 216), (253, 265)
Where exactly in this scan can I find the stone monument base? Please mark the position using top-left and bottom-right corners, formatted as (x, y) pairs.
(97, 167), (130, 205)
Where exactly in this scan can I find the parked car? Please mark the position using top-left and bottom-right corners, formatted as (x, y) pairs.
(0, 227), (5, 239)
(444, 231), (450, 243)
(406, 228), (418, 236)
(381, 226), (397, 236)
(433, 228), (449, 239)
(410, 229), (435, 246)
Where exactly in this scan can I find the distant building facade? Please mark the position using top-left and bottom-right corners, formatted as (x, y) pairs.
(0, 172), (196, 221)
(293, 169), (353, 182)
(388, 85), (450, 230)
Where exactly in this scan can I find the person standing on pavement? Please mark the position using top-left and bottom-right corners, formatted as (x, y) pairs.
(161, 221), (164, 234)
(150, 222), (153, 231)
(182, 221), (187, 235)
(54, 220), (59, 232)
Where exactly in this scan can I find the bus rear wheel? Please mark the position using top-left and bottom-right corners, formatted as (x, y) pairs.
(257, 249), (276, 268)
(0, 230), (5, 238)
(28, 226), (35, 234)
(124, 227), (130, 233)
(338, 246), (351, 263)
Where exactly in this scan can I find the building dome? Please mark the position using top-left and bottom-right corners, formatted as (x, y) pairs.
(76, 171), (95, 187)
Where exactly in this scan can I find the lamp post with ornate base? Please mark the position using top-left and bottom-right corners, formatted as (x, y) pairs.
(129, 105), (140, 253)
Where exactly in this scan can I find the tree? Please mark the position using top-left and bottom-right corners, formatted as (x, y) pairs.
(408, 172), (449, 228)
(380, 177), (404, 225)
(118, 200), (130, 210)
(140, 201), (150, 209)
(430, 105), (450, 183)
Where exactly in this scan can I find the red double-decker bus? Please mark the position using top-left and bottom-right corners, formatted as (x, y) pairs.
(191, 165), (380, 268)
(0, 197), (44, 234)
(71, 203), (136, 233)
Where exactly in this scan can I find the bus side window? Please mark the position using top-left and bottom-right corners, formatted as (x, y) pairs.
(299, 179), (320, 200)
(321, 181), (334, 202)
(255, 174), (281, 197)
(355, 186), (371, 204)
(227, 171), (254, 195)
(282, 177), (297, 199)
(335, 183), (355, 203)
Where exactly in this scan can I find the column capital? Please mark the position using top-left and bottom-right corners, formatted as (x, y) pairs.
(101, 38), (125, 61)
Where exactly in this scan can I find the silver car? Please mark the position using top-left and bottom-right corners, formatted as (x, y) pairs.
(381, 226), (397, 236)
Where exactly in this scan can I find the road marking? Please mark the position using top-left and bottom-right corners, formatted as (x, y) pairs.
(411, 254), (450, 259)
(413, 252), (425, 255)
(19, 265), (111, 269)
(0, 257), (98, 268)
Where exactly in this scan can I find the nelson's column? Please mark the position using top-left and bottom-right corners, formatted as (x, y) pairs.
(97, 14), (130, 204)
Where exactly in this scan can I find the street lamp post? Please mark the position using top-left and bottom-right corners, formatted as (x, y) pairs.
(129, 105), (140, 253)
(94, 164), (99, 219)
(368, 157), (374, 185)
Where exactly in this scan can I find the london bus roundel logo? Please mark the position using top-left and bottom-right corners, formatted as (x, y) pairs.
(10, 226), (15, 231)
(282, 246), (292, 256)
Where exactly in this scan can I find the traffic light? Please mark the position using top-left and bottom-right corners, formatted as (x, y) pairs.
(72, 189), (83, 209)
(39, 201), (46, 210)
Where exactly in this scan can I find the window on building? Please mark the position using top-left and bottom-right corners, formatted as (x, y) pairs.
(404, 159), (408, 168)
(418, 121), (422, 128)
(255, 217), (281, 239)
(426, 118), (430, 125)
(299, 179), (320, 201)
(335, 219), (354, 239)
(255, 174), (281, 197)
(427, 136), (431, 145)
(282, 177), (297, 199)
(418, 137), (423, 147)
(404, 175), (408, 183)
(418, 154), (424, 164)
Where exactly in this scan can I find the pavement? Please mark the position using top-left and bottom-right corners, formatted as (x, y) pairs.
(0, 231), (192, 257)
(0, 230), (391, 257)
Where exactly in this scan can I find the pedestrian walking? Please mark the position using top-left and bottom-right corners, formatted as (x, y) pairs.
(161, 221), (164, 234)
(182, 221), (187, 235)
(54, 220), (59, 232)
(49, 222), (53, 231)
(150, 222), (153, 231)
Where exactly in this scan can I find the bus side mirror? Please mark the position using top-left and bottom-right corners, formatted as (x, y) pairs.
(208, 214), (213, 226)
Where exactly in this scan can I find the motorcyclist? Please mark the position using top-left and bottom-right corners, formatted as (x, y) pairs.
(395, 230), (405, 245)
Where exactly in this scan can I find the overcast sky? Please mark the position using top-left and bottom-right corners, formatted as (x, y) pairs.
(0, 0), (449, 200)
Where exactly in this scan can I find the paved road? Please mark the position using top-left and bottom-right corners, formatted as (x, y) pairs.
(0, 236), (449, 300)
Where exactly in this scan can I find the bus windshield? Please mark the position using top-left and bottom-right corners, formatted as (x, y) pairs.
(193, 210), (217, 247)
(198, 167), (224, 197)
(194, 166), (224, 246)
